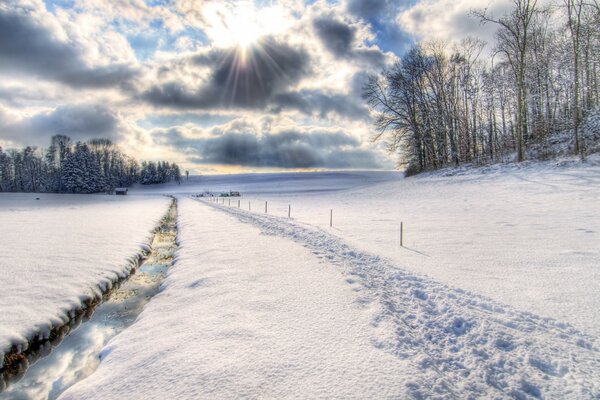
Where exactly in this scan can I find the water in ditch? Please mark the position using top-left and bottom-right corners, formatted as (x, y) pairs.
(0, 201), (177, 400)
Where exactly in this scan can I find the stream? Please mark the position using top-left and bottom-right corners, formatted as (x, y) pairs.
(0, 200), (177, 400)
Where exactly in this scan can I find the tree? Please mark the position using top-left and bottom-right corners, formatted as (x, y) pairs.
(475, 0), (539, 161)
(0, 147), (14, 192)
(565, 0), (586, 157)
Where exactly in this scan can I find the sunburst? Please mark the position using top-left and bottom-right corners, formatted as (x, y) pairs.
(203, 1), (289, 59)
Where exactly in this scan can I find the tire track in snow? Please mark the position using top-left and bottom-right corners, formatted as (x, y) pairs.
(195, 198), (600, 399)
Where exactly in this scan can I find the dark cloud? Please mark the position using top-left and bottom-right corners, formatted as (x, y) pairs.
(271, 90), (369, 120)
(142, 38), (310, 109)
(268, 70), (376, 120)
(312, 15), (387, 69)
(156, 128), (383, 169)
(0, 104), (120, 146)
(347, 0), (389, 20)
(0, 5), (135, 88)
(313, 16), (356, 57)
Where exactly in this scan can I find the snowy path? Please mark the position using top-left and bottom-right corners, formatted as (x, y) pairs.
(226, 166), (600, 336)
(0, 194), (170, 362)
(59, 198), (415, 399)
(197, 198), (600, 398)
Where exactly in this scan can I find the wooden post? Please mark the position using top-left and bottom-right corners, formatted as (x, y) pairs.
(238, 200), (240, 208)
(249, 201), (251, 211)
(330, 209), (332, 227)
(400, 222), (403, 247)
(265, 201), (268, 214)
(288, 204), (291, 218)
(228, 198), (231, 207)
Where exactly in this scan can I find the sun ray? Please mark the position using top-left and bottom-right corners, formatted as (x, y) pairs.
(202, 1), (289, 50)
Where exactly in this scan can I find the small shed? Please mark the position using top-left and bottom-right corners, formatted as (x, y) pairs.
(115, 188), (128, 195)
(230, 191), (241, 197)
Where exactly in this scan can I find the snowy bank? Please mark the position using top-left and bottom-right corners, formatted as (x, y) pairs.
(0, 193), (170, 363)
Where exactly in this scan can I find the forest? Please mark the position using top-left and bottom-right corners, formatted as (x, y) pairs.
(364, 0), (600, 174)
(0, 135), (181, 193)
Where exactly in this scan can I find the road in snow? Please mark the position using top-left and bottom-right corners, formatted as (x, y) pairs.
(0, 193), (170, 361)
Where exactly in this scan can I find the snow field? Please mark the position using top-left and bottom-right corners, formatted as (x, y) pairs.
(199, 198), (600, 398)
(0, 193), (171, 362)
(213, 165), (600, 337)
(59, 197), (416, 399)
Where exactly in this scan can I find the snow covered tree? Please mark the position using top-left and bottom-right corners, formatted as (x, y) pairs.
(365, 0), (600, 174)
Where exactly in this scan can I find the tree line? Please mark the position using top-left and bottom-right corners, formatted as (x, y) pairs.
(0, 135), (182, 193)
(364, 0), (600, 174)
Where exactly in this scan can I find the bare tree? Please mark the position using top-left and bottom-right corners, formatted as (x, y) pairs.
(474, 0), (539, 162)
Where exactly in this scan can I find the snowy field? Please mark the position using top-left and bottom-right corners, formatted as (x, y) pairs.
(147, 163), (600, 337)
(60, 198), (414, 399)
(3, 161), (600, 398)
(61, 186), (600, 398)
(0, 194), (170, 361)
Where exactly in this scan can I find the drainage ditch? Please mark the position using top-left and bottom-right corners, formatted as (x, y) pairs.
(0, 198), (178, 399)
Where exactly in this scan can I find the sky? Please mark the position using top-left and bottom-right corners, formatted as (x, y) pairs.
(0, 0), (502, 173)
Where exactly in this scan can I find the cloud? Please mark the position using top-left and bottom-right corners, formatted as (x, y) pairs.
(313, 16), (356, 57)
(0, 0), (400, 171)
(0, 2), (136, 88)
(141, 37), (310, 109)
(345, 0), (414, 55)
(312, 14), (387, 68)
(346, 0), (390, 20)
(271, 90), (369, 120)
(397, 0), (513, 45)
(155, 126), (386, 169)
(0, 104), (120, 146)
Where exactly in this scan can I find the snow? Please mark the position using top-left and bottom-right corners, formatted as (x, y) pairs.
(0, 193), (170, 360)
(163, 163), (600, 337)
(197, 198), (599, 397)
(4, 161), (600, 398)
(133, 170), (400, 196)
(59, 198), (414, 399)
(59, 192), (600, 398)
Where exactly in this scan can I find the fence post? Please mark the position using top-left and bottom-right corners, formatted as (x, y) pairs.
(330, 209), (332, 227)
(249, 201), (251, 211)
(228, 198), (231, 207)
(400, 222), (403, 247)
(288, 204), (291, 218)
(265, 201), (268, 214)
(238, 200), (240, 208)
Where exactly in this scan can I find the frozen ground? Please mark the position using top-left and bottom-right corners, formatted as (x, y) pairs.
(148, 161), (600, 337)
(0, 194), (170, 362)
(4, 160), (600, 398)
(60, 198), (414, 399)
(61, 196), (599, 398)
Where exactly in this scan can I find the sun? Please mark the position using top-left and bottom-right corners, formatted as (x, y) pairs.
(203, 1), (289, 50)
(227, 3), (263, 50)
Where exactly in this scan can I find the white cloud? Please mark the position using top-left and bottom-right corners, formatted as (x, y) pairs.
(397, 0), (513, 46)
(0, 0), (399, 171)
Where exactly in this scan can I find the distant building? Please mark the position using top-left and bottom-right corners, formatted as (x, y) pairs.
(115, 188), (128, 195)
(230, 191), (241, 197)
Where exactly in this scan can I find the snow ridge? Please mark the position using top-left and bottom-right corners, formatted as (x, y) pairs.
(199, 199), (600, 399)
